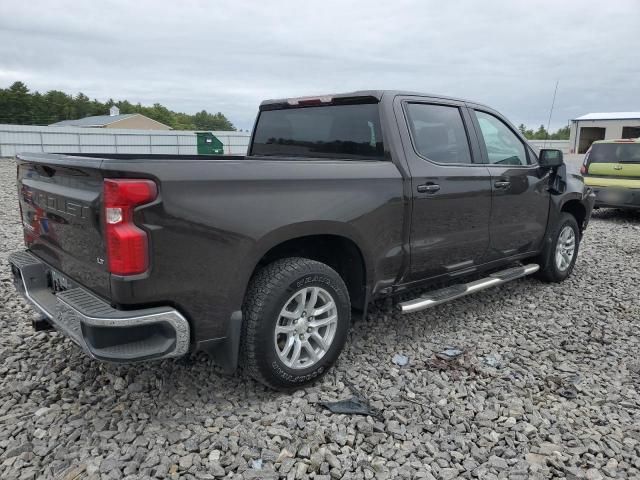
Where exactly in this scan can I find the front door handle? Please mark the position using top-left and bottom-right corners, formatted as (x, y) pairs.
(417, 183), (440, 194)
(494, 180), (511, 189)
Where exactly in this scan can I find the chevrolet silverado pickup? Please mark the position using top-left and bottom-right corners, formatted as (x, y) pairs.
(9, 90), (595, 390)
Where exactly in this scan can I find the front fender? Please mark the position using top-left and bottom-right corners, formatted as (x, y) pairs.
(549, 166), (595, 230)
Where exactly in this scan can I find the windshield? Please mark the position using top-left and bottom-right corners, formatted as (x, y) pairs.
(589, 143), (640, 163)
(251, 103), (385, 159)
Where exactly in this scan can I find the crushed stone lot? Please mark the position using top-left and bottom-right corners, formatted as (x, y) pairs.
(0, 158), (639, 480)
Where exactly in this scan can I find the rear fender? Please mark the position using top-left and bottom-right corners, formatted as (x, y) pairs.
(238, 221), (374, 304)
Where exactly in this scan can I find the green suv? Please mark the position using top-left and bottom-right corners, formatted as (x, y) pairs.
(582, 138), (640, 210)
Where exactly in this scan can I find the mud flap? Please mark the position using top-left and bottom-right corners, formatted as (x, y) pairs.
(208, 311), (243, 373)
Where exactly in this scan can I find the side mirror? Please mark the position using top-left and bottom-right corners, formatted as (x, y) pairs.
(539, 149), (564, 168)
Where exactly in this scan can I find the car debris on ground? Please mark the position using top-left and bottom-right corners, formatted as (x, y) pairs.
(391, 353), (409, 366)
(435, 347), (464, 361)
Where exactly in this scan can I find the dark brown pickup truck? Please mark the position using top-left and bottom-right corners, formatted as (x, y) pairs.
(9, 90), (595, 389)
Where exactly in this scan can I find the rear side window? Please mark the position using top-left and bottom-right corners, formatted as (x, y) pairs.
(588, 143), (640, 163)
(405, 103), (472, 164)
(251, 104), (384, 159)
(474, 111), (528, 166)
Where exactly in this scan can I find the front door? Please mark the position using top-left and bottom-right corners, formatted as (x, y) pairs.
(470, 108), (550, 259)
(395, 98), (493, 281)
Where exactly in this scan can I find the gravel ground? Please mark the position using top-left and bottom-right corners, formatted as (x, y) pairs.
(1, 158), (639, 480)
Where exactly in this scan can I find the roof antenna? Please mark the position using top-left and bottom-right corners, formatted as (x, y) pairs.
(544, 80), (559, 148)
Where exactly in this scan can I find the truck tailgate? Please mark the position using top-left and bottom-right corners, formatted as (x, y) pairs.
(17, 155), (111, 299)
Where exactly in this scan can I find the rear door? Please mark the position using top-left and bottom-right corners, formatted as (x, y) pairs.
(394, 96), (492, 281)
(469, 108), (550, 259)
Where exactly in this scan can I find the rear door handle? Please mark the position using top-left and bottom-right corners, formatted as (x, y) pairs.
(494, 180), (511, 189)
(417, 183), (440, 194)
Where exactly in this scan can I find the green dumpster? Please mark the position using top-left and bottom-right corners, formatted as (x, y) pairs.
(196, 132), (224, 155)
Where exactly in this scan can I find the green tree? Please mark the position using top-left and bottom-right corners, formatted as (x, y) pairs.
(172, 112), (196, 130)
(45, 90), (75, 124)
(0, 81), (236, 131)
(518, 123), (570, 141)
(550, 125), (570, 140)
(114, 100), (135, 114)
(30, 92), (49, 124)
(73, 93), (93, 120)
(193, 110), (235, 130)
(532, 125), (548, 140)
(145, 103), (175, 127)
(0, 81), (31, 124)
(518, 123), (534, 139)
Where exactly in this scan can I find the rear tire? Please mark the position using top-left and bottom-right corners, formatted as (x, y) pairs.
(533, 213), (580, 283)
(241, 257), (351, 390)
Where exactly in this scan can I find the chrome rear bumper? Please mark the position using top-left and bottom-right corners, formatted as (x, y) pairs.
(8, 250), (190, 362)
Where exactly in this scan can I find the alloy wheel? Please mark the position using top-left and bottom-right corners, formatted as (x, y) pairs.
(555, 225), (576, 271)
(274, 286), (338, 370)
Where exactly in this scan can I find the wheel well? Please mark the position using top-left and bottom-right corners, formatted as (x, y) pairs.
(252, 235), (367, 311)
(561, 200), (587, 233)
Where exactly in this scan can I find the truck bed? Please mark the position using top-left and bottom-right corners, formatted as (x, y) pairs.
(15, 151), (406, 347)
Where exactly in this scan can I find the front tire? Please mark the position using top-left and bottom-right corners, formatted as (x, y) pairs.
(241, 257), (351, 390)
(534, 212), (580, 283)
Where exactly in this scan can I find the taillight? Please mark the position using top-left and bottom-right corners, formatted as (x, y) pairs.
(103, 179), (157, 275)
(580, 149), (590, 175)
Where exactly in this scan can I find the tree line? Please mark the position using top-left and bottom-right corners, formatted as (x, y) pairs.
(0, 81), (235, 131)
(518, 123), (570, 140)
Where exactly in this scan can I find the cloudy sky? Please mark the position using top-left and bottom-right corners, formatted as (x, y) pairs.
(1, 0), (638, 130)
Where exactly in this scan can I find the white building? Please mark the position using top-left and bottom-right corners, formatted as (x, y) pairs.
(569, 112), (640, 154)
(49, 106), (172, 130)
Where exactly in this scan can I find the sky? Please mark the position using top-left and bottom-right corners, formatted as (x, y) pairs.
(1, 0), (639, 131)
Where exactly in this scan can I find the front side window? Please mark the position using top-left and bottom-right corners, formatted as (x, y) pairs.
(405, 103), (472, 164)
(474, 111), (527, 166)
(251, 103), (384, 160)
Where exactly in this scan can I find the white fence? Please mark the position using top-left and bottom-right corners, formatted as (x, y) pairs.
(0, 124), (251, 157)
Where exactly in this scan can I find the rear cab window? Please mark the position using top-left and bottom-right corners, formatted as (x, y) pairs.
(251, 103), (385, 160)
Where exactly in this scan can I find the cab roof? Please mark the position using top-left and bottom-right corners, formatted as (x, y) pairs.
(259, 90), (489, 110)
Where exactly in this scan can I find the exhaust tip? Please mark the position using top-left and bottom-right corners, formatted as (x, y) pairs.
(32, 317), (54, 332)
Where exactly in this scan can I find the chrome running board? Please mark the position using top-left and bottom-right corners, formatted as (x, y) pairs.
(398, 264), (540, 314)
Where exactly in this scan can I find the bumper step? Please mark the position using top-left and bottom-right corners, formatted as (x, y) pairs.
(8, 250), (190, 363)
(398, 264), (540, 314)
